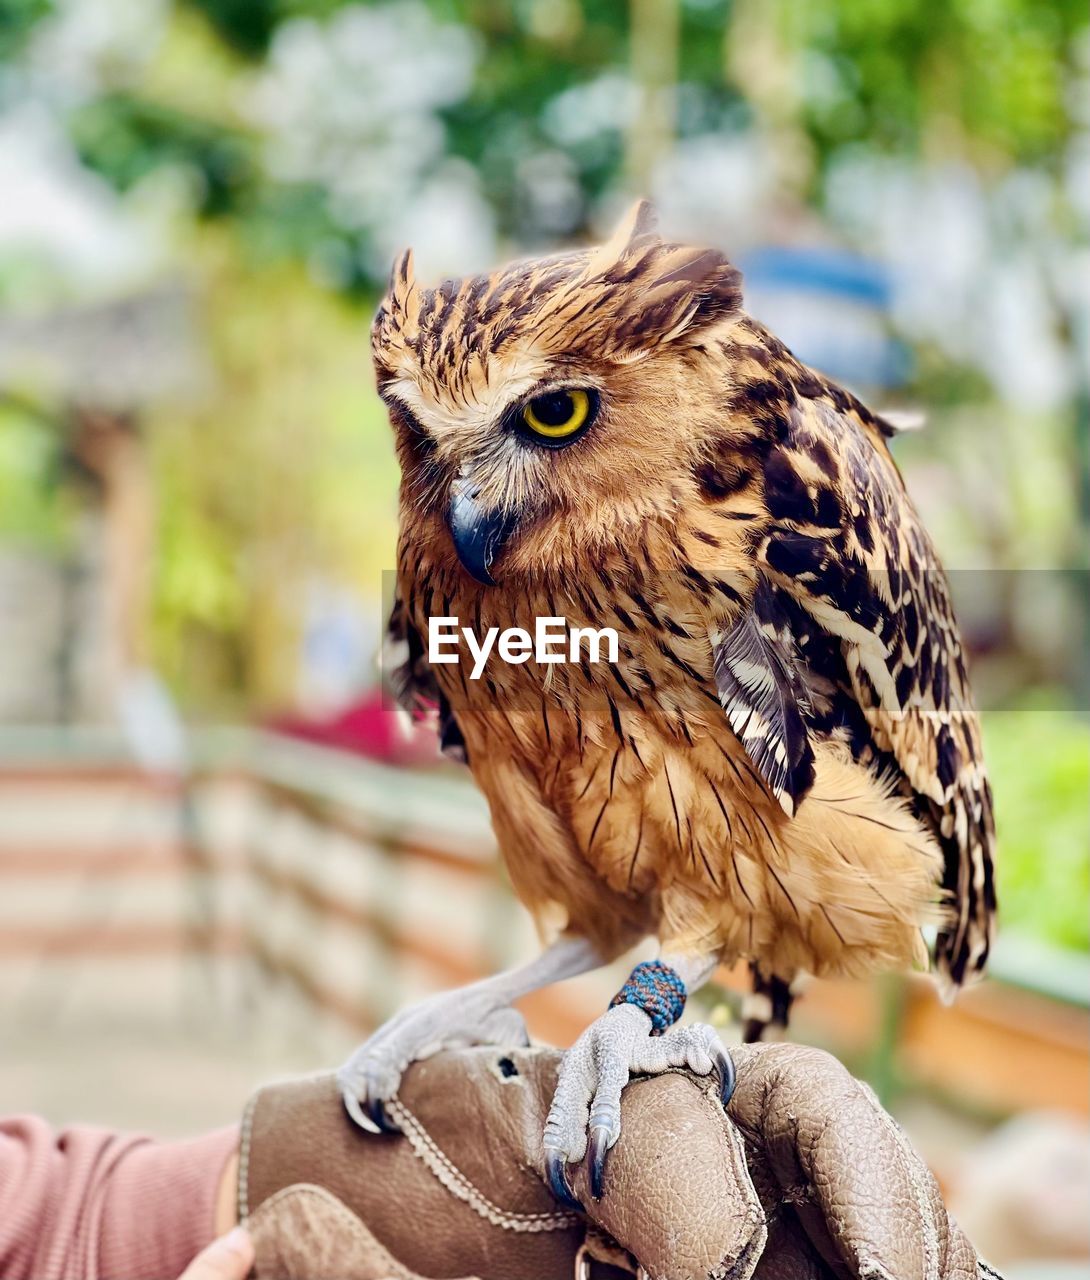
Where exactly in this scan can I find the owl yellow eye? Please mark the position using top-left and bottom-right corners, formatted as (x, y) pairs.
(520, 388), (594, 444)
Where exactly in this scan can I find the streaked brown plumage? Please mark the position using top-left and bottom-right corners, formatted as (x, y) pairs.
(374, 202), (996, 1031)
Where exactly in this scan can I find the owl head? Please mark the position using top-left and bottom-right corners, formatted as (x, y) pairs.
(371, 201), (745, 585)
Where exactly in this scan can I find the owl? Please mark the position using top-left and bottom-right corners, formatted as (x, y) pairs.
(338, 202), (996, 1206)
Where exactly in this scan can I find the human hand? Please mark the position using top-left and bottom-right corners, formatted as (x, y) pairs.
(723, 1041), (987, 1278)
(176, 1227), (253, 1280)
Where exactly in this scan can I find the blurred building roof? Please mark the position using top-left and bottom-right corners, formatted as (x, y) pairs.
(0, 283), (206, 410)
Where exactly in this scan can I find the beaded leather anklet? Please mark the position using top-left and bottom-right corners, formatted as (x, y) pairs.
(609, 959), (686, 1035)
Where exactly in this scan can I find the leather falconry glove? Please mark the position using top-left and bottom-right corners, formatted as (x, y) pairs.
(238, 1042), (1000, 1280)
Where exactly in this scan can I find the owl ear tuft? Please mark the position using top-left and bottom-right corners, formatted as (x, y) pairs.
(389, 248), (415, 301)
(590, 199), (659, 271)
(373, 248), (421, 365)
(385, 247), (421, 335)
(614, 198), (659, 243)
(596, 241), (744, 353)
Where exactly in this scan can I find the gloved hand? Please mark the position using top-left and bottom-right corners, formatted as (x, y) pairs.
(237, 1042), (1000, 1280)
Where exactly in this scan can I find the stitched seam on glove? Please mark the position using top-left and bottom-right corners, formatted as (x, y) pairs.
(385, 1097), (580, 1233)
(716, 1092), (769, 1250)
(238, 1091), (259, 1221)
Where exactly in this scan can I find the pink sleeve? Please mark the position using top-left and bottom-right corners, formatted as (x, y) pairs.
(0, 1115), (239, 1280)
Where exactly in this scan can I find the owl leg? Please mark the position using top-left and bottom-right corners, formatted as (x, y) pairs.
(543, 953), (734, 1209)
(742, 964), (796, 1043)
(338, 934), (602, 1134)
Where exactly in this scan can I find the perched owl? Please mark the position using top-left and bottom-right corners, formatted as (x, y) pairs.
(339, 202), (996, 1205)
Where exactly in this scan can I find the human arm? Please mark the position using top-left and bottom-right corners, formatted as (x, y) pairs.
(0, 1114), (239, 1280)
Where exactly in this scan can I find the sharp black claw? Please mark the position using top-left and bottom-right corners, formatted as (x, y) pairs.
(342, 1089), (381, 1134)
(588, 1125), (611, 1201)
(715, 1046), (737, 1108)
(366, 1096), (400, 1133)
(341, 1087), (400, 1135)
(545, 1148), (583, 1212)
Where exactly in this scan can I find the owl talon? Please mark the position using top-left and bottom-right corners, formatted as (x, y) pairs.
(715, 1045), (737, 1107)
(341, 1081), (401, 1134)
(543, 1005), (735, 1202)
(337, 988), (530, 1135)
(366, 1095), (399, 1133)
(342, 1087), (383, 1135)
(545, 1148), (583, 1212)
(588, 1124), (611, 1201)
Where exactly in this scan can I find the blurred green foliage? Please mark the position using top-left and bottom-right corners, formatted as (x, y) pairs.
(0, 0), (50, 61)
(55, 0), (1085, 257)
(0, 401), (73, 547)
(985, 703), (1090, 951)
(147, 234), (398, 708)
(70, 93), (257, 217)
(783, 0), (1084, 169)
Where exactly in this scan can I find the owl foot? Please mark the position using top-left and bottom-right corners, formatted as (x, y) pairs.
(338, 989), (529, 1134)
(542, 1003), (735, 1209)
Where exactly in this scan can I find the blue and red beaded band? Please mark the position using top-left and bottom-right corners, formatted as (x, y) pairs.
(609, 959), (686, 1035)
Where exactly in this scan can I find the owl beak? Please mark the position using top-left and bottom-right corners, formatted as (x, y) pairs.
(447, 479), (517, 586)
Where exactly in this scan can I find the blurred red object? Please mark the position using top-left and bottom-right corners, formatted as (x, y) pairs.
(266, 689), (440, 767)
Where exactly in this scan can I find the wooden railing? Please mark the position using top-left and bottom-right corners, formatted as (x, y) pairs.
(1, 725), (1086, 1118)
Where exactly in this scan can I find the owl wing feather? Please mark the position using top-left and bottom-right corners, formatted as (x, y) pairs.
(711, 578), (815, 816)
(752, 396), (995, 991)
(385, 587), (468, 763)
